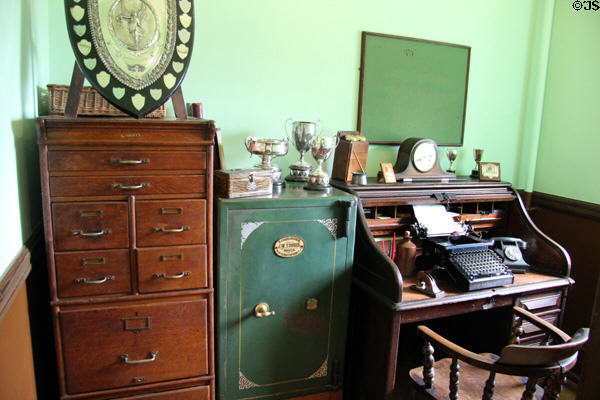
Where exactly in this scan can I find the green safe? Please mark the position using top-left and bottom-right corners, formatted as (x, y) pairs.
(216, 184), (357, 399)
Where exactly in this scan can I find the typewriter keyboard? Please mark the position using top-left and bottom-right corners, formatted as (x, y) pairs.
(449, 248), (510, 280)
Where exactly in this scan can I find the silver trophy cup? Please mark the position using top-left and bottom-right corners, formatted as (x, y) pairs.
(285, 119), (320, 182)
(245, 136), (289, 188)
(304, 135), (339, 191)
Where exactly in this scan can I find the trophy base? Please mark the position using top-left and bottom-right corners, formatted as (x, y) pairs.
(470, 169), (480, 179)
(304, 182), (333, 193)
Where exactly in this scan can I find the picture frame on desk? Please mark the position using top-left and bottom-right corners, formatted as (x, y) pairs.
(479, 162), (501, 181)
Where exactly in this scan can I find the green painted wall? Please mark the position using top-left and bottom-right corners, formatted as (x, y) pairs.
(0, 1), (47, 277)
(48, 0), (547, 187)
(534, 1), (600, 204)
(1, 0), (594, 275)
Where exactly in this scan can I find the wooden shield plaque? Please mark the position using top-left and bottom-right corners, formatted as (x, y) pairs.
(64, 0), (194, 117)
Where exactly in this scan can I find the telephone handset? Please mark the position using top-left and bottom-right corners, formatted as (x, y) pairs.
(491, 237), (530, 273)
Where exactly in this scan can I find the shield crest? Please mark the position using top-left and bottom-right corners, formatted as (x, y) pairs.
(64, 0), (194, 117)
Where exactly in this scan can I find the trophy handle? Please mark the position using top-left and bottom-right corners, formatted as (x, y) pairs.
(245, 136), (255, 155)
(284, 118), (294, 142)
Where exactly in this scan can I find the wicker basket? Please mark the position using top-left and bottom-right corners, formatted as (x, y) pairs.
(47, 84), (166, 118)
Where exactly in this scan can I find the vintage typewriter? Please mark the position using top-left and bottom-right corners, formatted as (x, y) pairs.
(422, 235), (514, 291)
(413, 205), (514, 291)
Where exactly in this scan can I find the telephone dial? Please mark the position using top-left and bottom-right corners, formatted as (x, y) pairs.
(491, 237), (530, 273)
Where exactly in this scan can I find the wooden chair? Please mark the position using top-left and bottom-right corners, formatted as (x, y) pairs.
(408, 306), (589, 400)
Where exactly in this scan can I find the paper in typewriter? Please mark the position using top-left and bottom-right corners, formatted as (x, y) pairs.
(413, 205), (466, 236)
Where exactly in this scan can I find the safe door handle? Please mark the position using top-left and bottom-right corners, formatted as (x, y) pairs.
(120, 351), (158, 364)
(153, 271), (191, 279)
(254, 302), (275, 318)
(72, 229), (111, 237)
(75, 275), (114, 284)
(153, 226), (190, 233)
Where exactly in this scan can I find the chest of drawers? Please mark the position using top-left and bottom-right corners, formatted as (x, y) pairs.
(37, 117), (215, 400)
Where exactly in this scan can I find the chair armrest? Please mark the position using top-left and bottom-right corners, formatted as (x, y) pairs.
(513, 306), (571, 343)
(416, 325), (499, 371)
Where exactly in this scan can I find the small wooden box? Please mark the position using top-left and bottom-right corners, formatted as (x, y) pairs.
(332, 139), (369, 182)
(215, 169), (272, 198)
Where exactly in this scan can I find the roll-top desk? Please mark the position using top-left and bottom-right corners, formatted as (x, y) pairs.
(37, 117), (216, 400)
(331, 178), (573, 400)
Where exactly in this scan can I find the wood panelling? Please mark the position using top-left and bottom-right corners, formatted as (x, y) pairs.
(0, 231), (38, 400)
(527, 191), (600, 399)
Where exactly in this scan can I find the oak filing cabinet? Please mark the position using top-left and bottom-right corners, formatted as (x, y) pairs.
(216, 184), (357, 399)
(37, 117), (216, 399)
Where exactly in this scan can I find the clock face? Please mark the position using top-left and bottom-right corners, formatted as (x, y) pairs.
(412, 141), (438, 172)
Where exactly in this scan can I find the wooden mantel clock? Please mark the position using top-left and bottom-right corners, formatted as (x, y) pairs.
(391, 137), (456, 182)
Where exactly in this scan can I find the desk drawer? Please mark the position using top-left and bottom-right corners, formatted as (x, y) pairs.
(136, 199), (206, 247)
(137, 245), (208, 293)
(50, 175), (206, 197)
(53, 202), (129, 251)
(48, 150), (207, 172)
(56, 249), (131, 298)
(114, 385), (210, 399)
(518, 291), (562, 312)
(60, 297), (209, 394)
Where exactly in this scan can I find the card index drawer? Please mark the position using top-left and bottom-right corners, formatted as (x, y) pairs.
(48, 151), (207, 172)
(60, 297), (209, 394)
(50, 175), (206, 198)
(53, 202), (129, 251)
(136, 200), (206, 247)
(137, 245), (208, 293)
(55, 249), (131, 298)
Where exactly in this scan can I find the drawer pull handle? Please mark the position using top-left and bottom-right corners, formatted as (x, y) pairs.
(111, 183), (150, 190)
(154, 271), (191, 279)
(110, 158), (150, 165)
(120, 351), (158, 365)
(72, 229), (111, 237)
(254, 302), (275, 318)
(160, 254), (183, 262)
(153, 226), (190, 233)
(75, 275), (114, 284)
(82, 257), (106, 265)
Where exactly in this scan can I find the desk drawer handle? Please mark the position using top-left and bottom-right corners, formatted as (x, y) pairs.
(72, 229), (111, 237)
(154, 271), (191, 279)
(110, 158), (149, 165)
(120, 351), (158, 365)
(153, 226), (190, 233)
(75, 275), (114, 284)
(111, 183), (150, 190)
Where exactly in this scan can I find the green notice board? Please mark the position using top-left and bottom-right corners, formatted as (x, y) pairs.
(358, 32), (470, 145)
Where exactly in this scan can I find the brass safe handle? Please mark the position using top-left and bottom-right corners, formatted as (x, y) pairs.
(72, 229), (111, 237)
(110, 158), (150, 165)
(153, 226), (190, 233)
(111, 183), (149, 190)
(153, 271), (191, 279)
(120, 351), (158, 365)
(254, 302), (275, 318)
(75, 275), (114, 284)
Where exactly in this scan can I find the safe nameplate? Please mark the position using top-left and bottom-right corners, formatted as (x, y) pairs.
(273, 236), (305, 258)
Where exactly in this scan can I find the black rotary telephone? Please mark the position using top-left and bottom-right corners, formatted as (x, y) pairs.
(490, 237), (530, 273)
